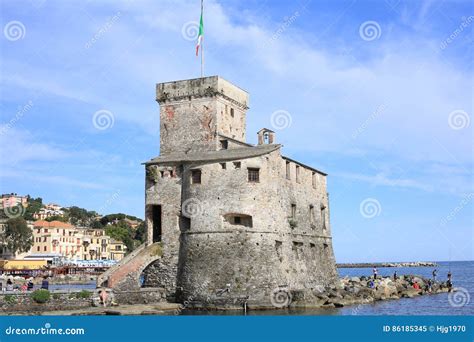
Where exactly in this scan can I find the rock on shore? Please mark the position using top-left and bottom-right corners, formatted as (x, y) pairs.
(293, 274), (449, 309)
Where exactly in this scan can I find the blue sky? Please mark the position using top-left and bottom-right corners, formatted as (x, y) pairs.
(0, 0), (472, 262)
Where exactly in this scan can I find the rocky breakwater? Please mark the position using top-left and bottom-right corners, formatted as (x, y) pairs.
(337, 261), (437, 268)
(302, 275), (450, 309)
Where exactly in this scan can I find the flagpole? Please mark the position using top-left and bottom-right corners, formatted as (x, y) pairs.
(201, 0), (204, 78)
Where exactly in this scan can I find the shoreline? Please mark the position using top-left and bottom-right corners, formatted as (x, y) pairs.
(337, 262), (437, 268)
(0, 274), (452, 315)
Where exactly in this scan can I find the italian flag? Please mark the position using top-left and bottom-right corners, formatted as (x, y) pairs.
(195, 5), (203, 56)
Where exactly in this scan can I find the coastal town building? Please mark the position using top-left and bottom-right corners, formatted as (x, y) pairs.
(0, 220), (127, 262)
(0, 193), (28, 208)
(32, 221), (127, 261)
(33, 207), (65, 220)
(101, 76), (338, 308)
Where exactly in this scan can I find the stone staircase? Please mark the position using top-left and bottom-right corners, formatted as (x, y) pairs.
(97, 242), (163, 291)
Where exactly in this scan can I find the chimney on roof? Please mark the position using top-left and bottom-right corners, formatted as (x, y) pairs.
(257, 128), (275, 145)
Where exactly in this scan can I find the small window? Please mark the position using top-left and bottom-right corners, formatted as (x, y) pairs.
(321, 204), (326, 230)
(286, 161), (290, 180)
(37, 246), (40, 251)
(220, 140), (228, 150)
(296, 165), (300, 183)
(230, 108), (234, 118)
(44, 246), (47, 251)
(224, 213), (253, 227)
(312, 172), (316, 189)
(275, 241), (283, 260)
(191, 169), (202, 184)
(291, 204), (296, 219)
(309, 205), (315, 225)
(220, 163), (226, 170)
(248, 168), (260, 183)
(233, 162), (241, 169)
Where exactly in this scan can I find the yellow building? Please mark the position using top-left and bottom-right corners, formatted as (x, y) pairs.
(33, 220), (81, 259)
(31, 221), (127, 261)
(108, 239), (127, 261)
(80, 229), (110, 260)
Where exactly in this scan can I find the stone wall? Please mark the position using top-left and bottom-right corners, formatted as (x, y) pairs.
(175, 148), (338, 307)
(112, 288), (166, 305)
(0, 291), (92, 313)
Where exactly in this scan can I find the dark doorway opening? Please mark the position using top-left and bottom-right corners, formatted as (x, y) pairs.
(152, 205), (162, 242)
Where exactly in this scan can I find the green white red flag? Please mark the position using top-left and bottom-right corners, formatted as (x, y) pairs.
(196, 1), (203, 56)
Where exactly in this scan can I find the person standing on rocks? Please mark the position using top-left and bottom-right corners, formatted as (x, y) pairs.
(432, 269), (437, 282)
(393, 271), (398, 280)
(373, 267), (378, 279)
(447, 271), (453, 292)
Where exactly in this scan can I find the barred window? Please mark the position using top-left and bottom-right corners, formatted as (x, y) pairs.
(248, 168), (259, 183)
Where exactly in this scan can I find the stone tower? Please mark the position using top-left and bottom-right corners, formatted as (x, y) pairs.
(143, 76), (338, 308)
(157, 76), (249, 155)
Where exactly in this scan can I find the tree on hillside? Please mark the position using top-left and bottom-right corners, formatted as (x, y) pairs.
(134, 222), (146, 243)
(90, 220), (104, 229)
(23, 197), (43, 221)
(100, 213), (142, 226)
(105, 221), (135, 252)
(45, 215), (69, 223)
(2, 217), (33, 255)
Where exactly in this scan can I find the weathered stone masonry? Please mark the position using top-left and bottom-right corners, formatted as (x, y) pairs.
(141, 76), (338, 307)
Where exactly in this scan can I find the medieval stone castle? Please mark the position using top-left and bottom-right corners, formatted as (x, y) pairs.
(100, 76), (337, 308)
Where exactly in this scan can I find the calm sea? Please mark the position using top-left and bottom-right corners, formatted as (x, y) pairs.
(182, 261), (474, 315)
